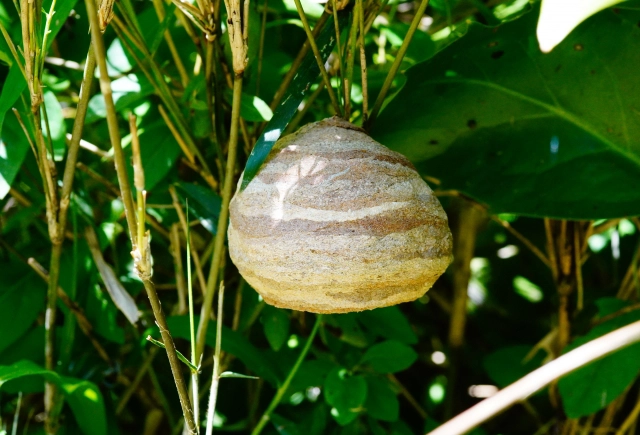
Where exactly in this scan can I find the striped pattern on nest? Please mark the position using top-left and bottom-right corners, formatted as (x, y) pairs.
(228, 117), (453, 313)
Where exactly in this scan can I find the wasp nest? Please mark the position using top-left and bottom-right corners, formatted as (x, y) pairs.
(228, 117), (453, 313)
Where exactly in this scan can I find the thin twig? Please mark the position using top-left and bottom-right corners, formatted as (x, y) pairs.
(170, 224), (188, 315)
(85, 0), (138, 245)
(26, 258), (111, 364)
(267, 13), (329, 112)
(366, 0), (430, 128)
(427, 320), (640, 435)
(195, 74), (243, 360)
(574, 225), (584, 312)
(169, 186), (208, 297)
(205, 282), (225, 435)
(491, 216), (550, 268)
(358, 0), (368, 122)
(616, 390), (640, 435)
(292, 0), (342, 116)
(250, 316), (322, 435)
(388, 374), (428, 419)
(344, 4), (359, 118)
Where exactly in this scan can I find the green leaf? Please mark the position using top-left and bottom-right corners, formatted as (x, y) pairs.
(219, 371), (260, 379)
(537, 0), (624, 52)
(558, 310), (640, 418)
(0, 274), (44, 354)
(0, 64), (26, 135)
(594, 297), (629, 317)
(330, 313), (370, 348)
(358, 307), (418, 345)
(42, 90), (66, 161)
(240, 12), (349, 190)
(262, 305), (291, 351)
(177, 182), (222, 234)
(483, 345), (545, 388)
(324, 368), (367, 426)
(361, 341), (417, 373)
(165, 315), (281, 385)
(225, 89), (273, 122)
(271, 414), (302, 435)
(44, 0), (80, 50)
(288, 359), (338, 394)
(364, 376), (399, 422)
(125, 122), (181, 191)
(371, 6), (640, 219)
(146, 336), (199, 372)
(0, 360), (106, 435)
(0, 327), (44, 366)
(0, 73), (29, 199)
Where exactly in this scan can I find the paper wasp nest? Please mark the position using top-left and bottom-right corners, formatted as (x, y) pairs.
(228, 117), (453, 313)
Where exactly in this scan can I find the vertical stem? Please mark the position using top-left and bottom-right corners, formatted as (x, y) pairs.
(186, 204), (199, 424)
(255, 0), (268, 97)
(84, 0), (138, 245)
(205, 283), (225, 435)
(446, 199), (485, 418)
(366, 0), (430, 128)
(267, 13), (329, 111)
(170, 224), (188, 314)
(330, 0), (344, 110)
(574, 225), (584, 312)
(292, 0), (342, 116)
(250, 316), (322, 435)
(344, 7), (358, 119)
(357, 0), (368, 121)
(195, 74), (243, 362)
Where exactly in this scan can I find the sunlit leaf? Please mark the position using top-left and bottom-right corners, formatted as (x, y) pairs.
(537, 0), (623, 52)
(240, 12), (349, 190)
(0, 360), (106, 435)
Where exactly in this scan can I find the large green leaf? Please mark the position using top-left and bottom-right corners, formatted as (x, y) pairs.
(262, 305), (291, 351)
(0, 70), (28, 199)
(371, 6), (640, 219)
(0, 360), (106, 435)
(0, 272), (43, 354)
(483, 345), (545, 388)
(240, 12), (349, 190)
(558, 310), (640, 418)
(537, 0), (623, 52)
(360, 341), (417, 374)
(177, 182), (221, 234)
(125, 121), (181, 191)
(364, 376), (399, 422)
(324, 368), (367, 426)
(357, 307), (418, 345)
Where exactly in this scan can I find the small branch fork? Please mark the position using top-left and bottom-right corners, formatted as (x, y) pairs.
(84, 1), (198, 433)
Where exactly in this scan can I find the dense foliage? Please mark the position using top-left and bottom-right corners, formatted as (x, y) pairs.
(1, 0), (640, 434)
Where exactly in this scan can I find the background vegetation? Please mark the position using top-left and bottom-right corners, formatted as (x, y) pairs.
(1, 0), (640, 434)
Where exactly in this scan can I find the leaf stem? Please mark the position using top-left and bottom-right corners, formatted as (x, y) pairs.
(195, 73), (243, 360)
(366, 0), (430, 128)
(205, 282), (225, 435)
(292, 0), (342, 117)
(250, 315), (322, 435)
